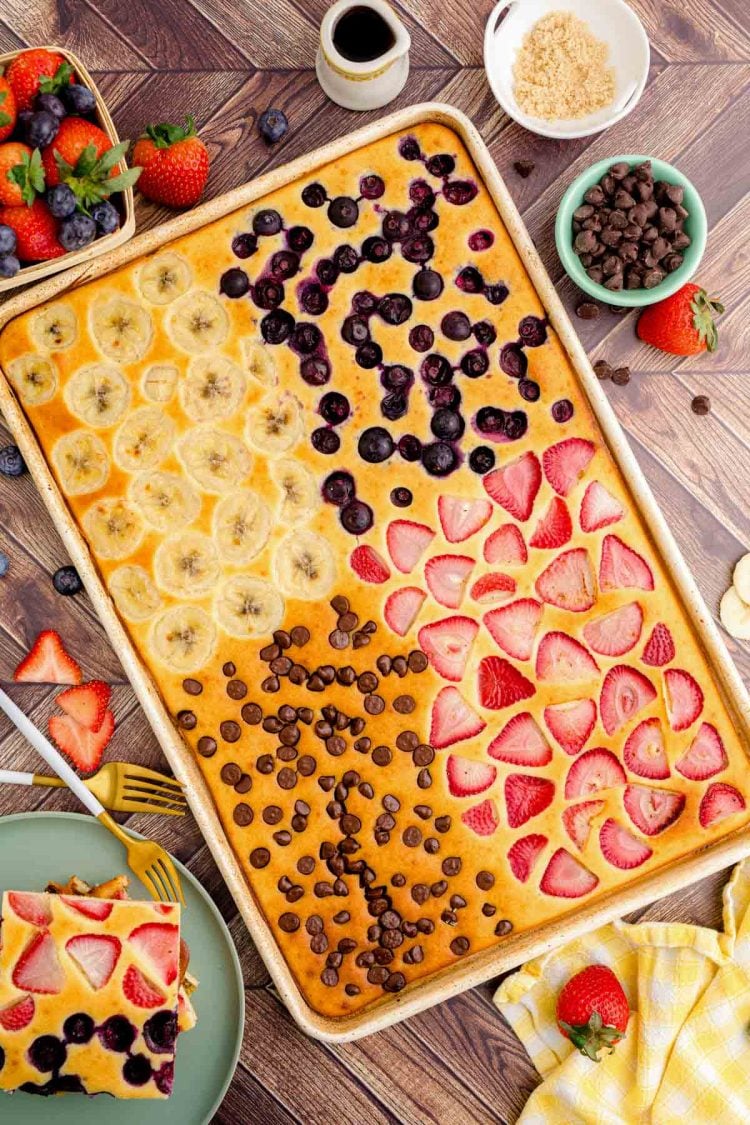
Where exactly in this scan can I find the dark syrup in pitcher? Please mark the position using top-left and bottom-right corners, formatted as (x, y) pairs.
(333, 5), (396, 63)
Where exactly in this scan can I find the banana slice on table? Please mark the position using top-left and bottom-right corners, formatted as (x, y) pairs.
(82, 498), (144, 560)
(154, 531), (220, 597)
(242, 340), (277, 387)
(732, 553), (750, 604)
(138, 252), (193, 305)
(245, 391), (303, 456)
(109, 564), (162, 622)
(29, 303), (77, 350)
(272, 458), (319, 525)
(180, 355), (247, 422)
(212, 488), (272, 565)
(52, 431), (110, 496)
(7, 354), (58, 405)
(65, 363), (131, 428)
(720, 586), (750, 640)
(178, 426), (251, 493)
(142, 363), (179, 403)
(215, 575), (284, 638)
(114, 406), (176, 472)
(150, 605), (217, 673)
(167, 290), (229, 354)
(90, 297), (153, 363)
(273, 530), (336, 600)
(129, 471), (201, 533)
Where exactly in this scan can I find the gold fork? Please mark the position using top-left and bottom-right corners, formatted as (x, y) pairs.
(0, 762), (187, 815)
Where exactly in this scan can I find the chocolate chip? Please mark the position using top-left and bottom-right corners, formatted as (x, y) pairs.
(357, 671), (378, 694)
(691, 394), (711, 415)
(365, 694), (386, 715)
(372, 745), (392, 766)
(235, 773), (252, 793)
(431, 880), (447, 897)
(338, 611), (358, 632)
(384, 971), (406, 992)
(220, 720), (241, 743)
(391, 873), (406, 887)
(330, 594), (349, 615)
(279, 724), (300, 746)
(233, 802), (253, 826)
(270, 656), (292, 676)
(482, 903), (496, 917)
(354, 737), (371, 753)
(358, 781), (374, 799)
(593, 359), (612, 380)
(290, 625), (310, 646)
(407, 650), (428, 673)
(329, 629), (349, 650)
(333, 910), (350, 924)
(476, 870), (495, 890)
(513, 159), (535, 178)
(417, 768), (432, 788)
(442, 856), (461, 876)
(257, 753), (274, 774)
(417, 918), (435, 934)
(177, 710), (196, 730)
(277, 768), (296, 790)
(495, 919), (513, 936)
(367, 965), (389, 985)
(226, 679), (247, 700)
(273, 830), (292, 846)
(376, 655), (392, 675)
(321, 967), (339, 987)
(259, 644), (279, 662)
(611, 366), (631, 385)
(291, 814), (307, 832)
(314, 881), (334, 897)
(393, 694), (415, 714)
(576, 301), (600, 320)
(182, 678), (203, 696)
(306, 914), (323, 934)
(412, 883), (430, 905)
(403, 826), (422, 847)
(319, 775), (335, 792)
(434, 815), (451, 833)
(197, 736), (217, 757)
(262, 675), (280, 693)
(450, 936), (470, 956)
(424, 837), (439, 854)
(274, 630), (291, 650)
(352, 632), (370, 649)
(298, 856), (315, 876)
(450, 894), (467, 909)
(289, 664), (308, 685)
(264, 716), (284, 734)
(340, 813), (361, 835)
(220, 763), (242, 786)
(297, 706), (313, 724)
(326, 735), (346, 756)
(336, 665), (356, 686)
(250, 847), (270, 868)
(333, 879), (348, 896)
(277, 744), (297, 762)
(413, 744), (434, 766)
(222, 661), (237, 676)
(241, 702), (262, 725)
(392, 656), (408, 676)
(263, 805), (283, 825)
(310, 933), (328, 954)
(287, 885), (304, 902)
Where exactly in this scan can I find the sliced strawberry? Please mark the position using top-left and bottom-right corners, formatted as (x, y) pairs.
(469, 571), (516, 605)
(446, 753), (497, 797)
(384, 586), (426, 636)
(542, 438), (596, 496)
(7, 891), (51, 927)
(562, 800), (604, 850)
(529, 497), (572, 549)
(698, 782), (746, 829)
(600, 535), (655, 592)
(504, 773), (555, 828)
(535, 548), (596, 612)
(508, 833), (548, 882)
(623, 784), (686, 836)
(461, 798), (500, 836)
(424, 553), (474, 609)
(675, 723), (728, 781)
(12, 930), (64, 994)
(56, 680), (111, 733)
(61, 896), (113, 922)
(350, 544), (390, 584)
(123, 964), (166, 1009)
(544, 699), (597, 755)
(429, 686), (486, 749)
(66, 934), (121, 990)
(0, 995), (35, 1032)
(418, 616), (478, 681)
(664, 668), (704, 732)
(386, 519), (435, 573)
(536, 632), (599, 682)
(483, 451), (541, 521)
(599, 818), (653, 869)
(579, 480), (624, 533)
(13, 629), (82, 685)
(641, 622), (675, 667)
(483, 523), (528, 566)
(488, 712), (552, 766)
(623, 719), (669, 780)
(483, 598), (542, 661)
(477, 655), (535, 709)
(564, 748), (626, 798)
(600, 665), (657, 735)
(438, 495), (492, 542)
(540, 848), (599, 898)
(129, 922), (179, 986)
(583, 602), (643, 657)
(48, 708), (115, 773)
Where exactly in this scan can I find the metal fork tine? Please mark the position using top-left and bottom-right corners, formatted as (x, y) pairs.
(122, 784), (187, 806)
(124, 767), (184, 790)
(159, 857), (185, 906)
(138, 868), (160, 903)
(148, 863), (171, 904)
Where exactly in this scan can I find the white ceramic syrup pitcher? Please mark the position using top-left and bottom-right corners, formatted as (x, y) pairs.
(316, 0), (411, 111)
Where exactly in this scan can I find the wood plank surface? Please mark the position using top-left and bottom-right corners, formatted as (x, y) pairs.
(0, 2), (748, 1121)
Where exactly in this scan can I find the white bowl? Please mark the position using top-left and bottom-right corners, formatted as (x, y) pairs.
(483, 0), (650, 140)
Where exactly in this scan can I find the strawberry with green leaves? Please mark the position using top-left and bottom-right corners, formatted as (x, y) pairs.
(51, 138), (140, 212)
(556, 964), (630, 1061)
(5, 49), (72, 113)
(0, 76), (17, 143)
(41, 115), (112, 186)
(0, 142), (44, 207)
(637, 283), (724, 356)
(133, 116), (209, 208)
(0, 198), (65, 260)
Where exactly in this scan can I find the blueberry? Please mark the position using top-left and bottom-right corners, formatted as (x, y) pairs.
(270, 250), (299, 279)
(25, 110), (59, 148)
(443, 180), (478, 205)
(290, 322), (321, 355)
(485, 283), (509, 305)
(412, 268), (443, 301)
(99, 1015), (137, 1053)
(409, 206), (439, 232)
(53, 565), (82, 596)
(0, 552), (8, 578)
(342, 314), (370, 346)
(355, 342), (382, 368)
(359, 174), (385, 199)
(91, 200), (119, 234)
(328, 196), (359, 229)
(421, 353), (453, 386)
(316, 258), (339, 287)
(319, 391), (350, 425)
(253, 209), (283, 236)
(352, 291), (378, 316)
(302, 182), (327, 208)
(431, 407), (464, 441)
(505, 410), (529, 440)
(59, 214), (96, 251)
(362, 236), (391, 263)
(333, 244), (359, 273)
(287, 225), (313, 252)
(473, 320), (496, 346)
(518, 315), (547, 347)
(143, 1011), (178, 1055)
(378, 293), (412, 326)
(299, 282), (328, 316)
(408, 324), (434, 352)
(0, 224), (17, 255)
(231, 232), (258, 259)
(551, 399), (574, 423)
(381, 365), (412, 391)
(460, 349), (490, 378)
(421, 441), (458, 477)
(258, 107), (289, 144)
(401, 235), (433, 264)
(390, 487), (413, 508)
(323, 471), (356, 507)
(398, 434), (422, 462)
(519, 378), (540, 402)
(441, 310), (471, 341)
(398, 136), (421, 160)
(0, 445), (26, 477)
(469, 446), (496, 474)
(456, 266), (484, 293)
(0, 254), (19, 279)
(155, 1061), (175, 1097)
(409, 179), (436, 207)
(62, 83), (96, 116)
(28, 1035), (67, 1072)
(340, 499), (374, 535)
(426, 153), (456, 178)
(381, 391), (408, 420)
(123, 1055), (152, 1087)
(0, 1045), (4, 1072)
(500, 343), (527, 378)
(468, 229), (494, 251)
(220, 267), (250, 298)
(252, 278), (285, 310)
(358, 426), (394, 463)
(63, 1013), (95, 1044)
(429, 384), (461, 410)
(35, 93), (66, 120)
(46, 183), (76, 220)
(382, 210), (411, 241)
(300, 356), (330, 386)
(260, 308), (295, 344)
(311, 427), (340, 454)
(476, 406), (507, 435)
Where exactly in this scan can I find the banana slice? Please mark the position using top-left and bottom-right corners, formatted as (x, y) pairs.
(52, 431), (110, 496)
(732, 553), (750, 604)
(154, 531), (220, 597)
(178, 426), (251, 493)
(109, 564), (162, 622)
(245, 392), (303, 456)
(180, 355), (247, 422)
(90, 297), (153, 363)
(129, 471), (201, 533)
(242, 340), (277, 387)
(215, 575), (284, 638)
(29, 303), (77, 350)
(167, 290), (229, 354)
(138, 252), (193, 305)
(114, 406), (175, 472)
(65, 363), (131, 428)
(82, 498), (144, 560)
(142, 363), (179, 403)
(212, 488), (272, 565)
(151, 605), (217, 674)
(720, 586), (750, 640)
(272, 458), (319, 525)
(273, 530), (336, 600)
(7, 353), (58, 405)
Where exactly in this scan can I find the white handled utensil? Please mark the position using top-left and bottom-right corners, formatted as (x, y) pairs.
(0, 762), (186, 816)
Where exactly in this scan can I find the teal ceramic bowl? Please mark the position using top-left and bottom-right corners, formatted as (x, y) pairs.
(555, 154), (707, 307)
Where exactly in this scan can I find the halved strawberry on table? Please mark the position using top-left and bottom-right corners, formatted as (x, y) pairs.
(14, 630), (81, 684)
(56, 679), (111, 733)
(507, 833), (548, 882)
(437, 495), (492, 543)
(49, 708), (115, 774)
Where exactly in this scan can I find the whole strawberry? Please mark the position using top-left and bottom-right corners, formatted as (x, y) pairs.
(0, 77), (17, 143)
(133, 116), (209, 208)
(556, 964), (629, 1061)
(6, 49), (72, 113)
(0, 198), (65, 261)
(637, 283), (724, 356)
(41, 116), (112, 187)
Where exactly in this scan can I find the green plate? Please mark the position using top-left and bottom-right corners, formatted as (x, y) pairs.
(0, 812), (244, 1124)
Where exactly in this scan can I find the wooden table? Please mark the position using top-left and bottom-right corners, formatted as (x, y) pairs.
(0, 1), (748, 1120)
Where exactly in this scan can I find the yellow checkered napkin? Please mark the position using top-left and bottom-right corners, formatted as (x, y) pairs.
(494, 859), (750, 1124)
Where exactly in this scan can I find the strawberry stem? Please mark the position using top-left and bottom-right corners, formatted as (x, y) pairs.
(143, 115), (197, 150)
(691, 288), (724, 353)
(559, 1010), (625, 1062)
